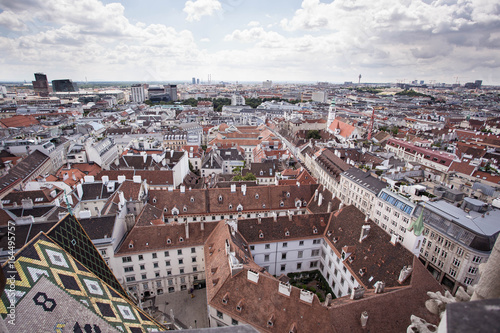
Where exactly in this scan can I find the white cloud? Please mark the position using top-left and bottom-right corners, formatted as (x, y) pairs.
(183, 0), (222, 22)
(0, 11), (28, 31)
(200, 38), (210, 42)
(247, 21), (260, 27)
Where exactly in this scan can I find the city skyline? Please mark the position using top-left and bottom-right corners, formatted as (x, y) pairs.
(0, 0), (499, 84)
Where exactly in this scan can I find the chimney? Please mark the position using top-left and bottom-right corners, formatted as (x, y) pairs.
(180, 185), (185, 193)
(241, 184), (247, 196)
(170, 150), (174, 158)
(359, 225), (370, 243)
(288, 210), (293, 221)
(374, 281), (385, 293)
(314, 188), (319, 201)
(21, 198), (33, 210)
(231, 184), (236, 193)
(296, 181), (300, 187)
(327, 201), (332, 213)
(351, 286), (365, 300)
(133, 175), (141, 183)
(185, 222), (190, 239)
(102, 175), (109, 184)
(390, 233), (398, 246)
(200, 221), (204, 230)
(339, 202), (344, 210)
(398, 266), (413, 283)
(323, 293), (333, 306)
(257, 216), (262, 224)
(360, 311), (369, 328)
(273, 212), (277, 222)
(318, 193), (323, 206)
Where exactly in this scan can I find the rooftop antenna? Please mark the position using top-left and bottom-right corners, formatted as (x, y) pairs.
(358, 74), (362, 84)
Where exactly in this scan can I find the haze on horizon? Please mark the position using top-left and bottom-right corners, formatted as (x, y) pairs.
(0, 0), (499, 85)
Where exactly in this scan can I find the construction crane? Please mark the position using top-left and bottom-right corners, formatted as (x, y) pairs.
(367, 106), (375, 140)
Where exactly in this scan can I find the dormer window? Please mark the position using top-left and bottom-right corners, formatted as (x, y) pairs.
(262, 203), (266, 208)
(259, 230), (264, 239)
(183, 206), (187, 212)
(190, 197), (195, 202)
(286, 192), (290, 197)
(236, 300), (243, 312)
(260, 170), (263, 176)
(128, 242), (133, 249)
(179, 237), (184, 242)
(237, 204), (243, 212)
(285, 230), (290, 237)
(313, 227), (318, 234)
(267, 314), (275, 327)
(219, 195), (223, 202)
(303, 201), (307, 207)
(255, 193), (259, 199)
(152, 197), (157, 204)
(222, 293), (229, 304)
(164, 207), (168, 213)
(172, 207), (179, 216)
(167, 238), (171, 244)
(229, 204), (233, 210)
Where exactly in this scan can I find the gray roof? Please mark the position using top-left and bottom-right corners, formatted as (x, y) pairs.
(342, 167), (387, 194)
(422, 199), (500, 237)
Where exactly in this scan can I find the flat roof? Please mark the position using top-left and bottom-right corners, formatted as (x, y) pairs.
(423, 200), (500, 236)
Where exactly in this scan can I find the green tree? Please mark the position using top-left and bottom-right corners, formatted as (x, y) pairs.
(306, 130), (321, 140)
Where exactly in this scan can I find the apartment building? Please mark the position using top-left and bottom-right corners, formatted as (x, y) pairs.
(417, 197), (500, 293)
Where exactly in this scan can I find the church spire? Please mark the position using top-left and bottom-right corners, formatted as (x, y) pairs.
(408, 206), (424, 236)
(327, 97), (337, 131)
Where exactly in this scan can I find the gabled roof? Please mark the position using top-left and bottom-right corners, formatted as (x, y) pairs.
(328, 119), (356, 138)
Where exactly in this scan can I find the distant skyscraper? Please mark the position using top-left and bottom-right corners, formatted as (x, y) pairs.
(131, 84), (146, 103)
(263, 80), (272, 89)
(192, 77), (196, 85)
(32, 73), (50, 97)
(52, 79), (78, 92)
(197, 78), (200, 85)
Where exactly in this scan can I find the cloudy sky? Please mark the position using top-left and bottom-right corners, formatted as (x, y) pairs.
(0, 0), (499, 84)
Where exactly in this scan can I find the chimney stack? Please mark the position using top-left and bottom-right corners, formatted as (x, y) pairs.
(231, 184), (236, 193)
(185, 222), (189, 239)
(241, 184), (247, 196)
(318, 193), (323, 206)
(390, 233), (398, 246)
(359, 225), (370, 243)
(360, 311), (369, 328)
(273, 212), (277, 222)
(200, 221), (204, 230)
(398, 266), (413, 283)
(327, 201), (332, 213)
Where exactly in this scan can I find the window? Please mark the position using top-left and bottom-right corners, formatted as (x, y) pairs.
(124, 266), (134, 272)
(166, 261), (171, 266)
(217, 310), (223, 319)
(179, 259), (184, 265)
(456, 248), (464, 256)
(265, 244), (270, 249)
(340, 277), (345, 285)
(232, 318), (238, 326)
(178, 249), (182, 255)
(140, 265), (145, 270)
(192, 257), (197, 262)
(452, 258), (461, 267)
(297, 262), (302, 270)
(282, 242), (288, 248)
(155, 272), (160, 277)
(298, 251), (303, 259)
(280, 264), (286, 271)
(309, 261), (318, 268)
(152, 253), (157, 259)
(100, 249), (107, 256)
(138, 255), (144, 261)
(449, 268), (457, 278)
(299, 240), (304, 246)
(153, 262), (159, 268)
(180, 268), (184, 274)
(281, 253), (287, 260)
(122, 256), (132, 263)
(334, 268), (338, 276)
(313, 239), (320, 245)
(126, 276), (135, 282)
(311, 249), (320, 256)
(464, 277), (474, 285)
(191, 247), (196, 253)
(164, 251), (169, 257)
(193, 266), (198, 272)
(250, 245), (255, 251)
(264, 254), (270, 262)
(472, 256), (482, 264)
(468, 266), (478, 275)
(142, 274), (147, 280)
